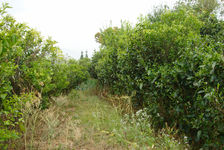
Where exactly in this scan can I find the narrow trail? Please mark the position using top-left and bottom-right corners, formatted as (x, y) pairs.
(19, 83), (186, 150)
(60, 90), (124, 150)
(31, 89), (126, 150)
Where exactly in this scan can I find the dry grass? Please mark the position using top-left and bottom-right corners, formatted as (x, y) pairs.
(97, 87), (134, 115)
(12, 95), (82, 150)
(106, 95), (133, 115)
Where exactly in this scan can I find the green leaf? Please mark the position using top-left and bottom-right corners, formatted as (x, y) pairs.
(4, 120), (11, 126)
(19, 123), (25, 132)
(139, 83), (143, 90)
(3, 39), (9, 48)
(196, 130), (202, 142)
(12, 34), (17, 44)
(0, 94), (7, 100)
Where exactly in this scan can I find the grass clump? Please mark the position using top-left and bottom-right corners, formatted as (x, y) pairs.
(10, 95), (81, 150)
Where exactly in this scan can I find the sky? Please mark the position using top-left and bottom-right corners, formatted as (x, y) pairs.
(3, 0), (178, 59)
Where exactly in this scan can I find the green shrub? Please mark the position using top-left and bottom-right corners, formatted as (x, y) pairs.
(0, 93), (33, 149)
(0, 3), (90, 147)
(144, 47), (224, 148)
(93, 4), (224, 149)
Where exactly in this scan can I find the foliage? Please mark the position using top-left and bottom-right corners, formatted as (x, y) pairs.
(66, 58), (90, 91)
(93, 23), (132, 94)
(0, 3), (89, 148)
(92, 1), (224, 149)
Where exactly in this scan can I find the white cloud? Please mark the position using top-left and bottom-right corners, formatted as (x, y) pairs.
(5, 0), (178, 59)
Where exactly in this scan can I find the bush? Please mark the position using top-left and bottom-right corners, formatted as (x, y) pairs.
(0, 3), (90, 147)
(93, 4), (224, 149)
(145, 47), (224, 148)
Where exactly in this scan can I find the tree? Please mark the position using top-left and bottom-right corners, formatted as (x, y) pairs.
(183, 0), (223, 16)
(80, 51), (84, 59)
(85, 50), (88, 58)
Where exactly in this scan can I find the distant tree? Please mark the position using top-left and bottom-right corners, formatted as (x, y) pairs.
(80, 51), (84, 59)
(147, 5), (169, 23)
(183, 0), (223, 15)
(197, 0), (219, 13)
(85, 51), (88, 58)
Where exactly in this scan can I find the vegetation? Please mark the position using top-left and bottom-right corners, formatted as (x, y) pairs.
(9, 80), (187, 149)
(0, 3), (89, 149)
(91, 0), (224, 149)
(69, 80), (187, 149)
(1, 0), (224, 149)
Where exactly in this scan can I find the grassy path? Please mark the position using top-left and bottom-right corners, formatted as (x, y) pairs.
(66, 90), (125, 149)
(17, 82), (187, 150)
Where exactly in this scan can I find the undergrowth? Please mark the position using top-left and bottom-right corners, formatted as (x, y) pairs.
(8, 79), (188, 149)
(72, 80), (189, 149)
